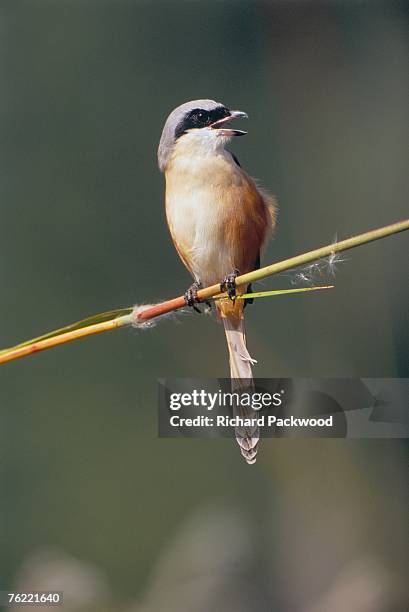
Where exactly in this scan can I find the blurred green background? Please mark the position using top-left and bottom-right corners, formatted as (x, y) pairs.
(1, 1), (408, 610)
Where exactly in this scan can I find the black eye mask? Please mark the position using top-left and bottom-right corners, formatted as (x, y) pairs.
(174, 106), (230, 140)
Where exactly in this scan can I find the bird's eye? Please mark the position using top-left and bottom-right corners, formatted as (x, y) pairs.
(196, 111), (204, 120)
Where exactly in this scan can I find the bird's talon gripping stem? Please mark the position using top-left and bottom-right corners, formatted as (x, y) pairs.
(220, 269), (239, 300)
(184, 282), (202, 313)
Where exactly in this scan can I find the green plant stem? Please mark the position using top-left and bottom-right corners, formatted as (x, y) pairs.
(0, 218), (408, 365)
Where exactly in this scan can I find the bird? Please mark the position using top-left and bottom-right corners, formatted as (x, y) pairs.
(158, 99), (276, 464)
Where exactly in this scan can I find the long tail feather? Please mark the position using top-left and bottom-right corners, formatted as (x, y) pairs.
(221, 312), (260, 465)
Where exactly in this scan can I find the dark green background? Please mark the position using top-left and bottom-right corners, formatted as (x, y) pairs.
(1, 2), (408, 610)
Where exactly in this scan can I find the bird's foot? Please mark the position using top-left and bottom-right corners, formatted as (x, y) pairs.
(220, 269), (239, 300)
(184, 281), (203, 313)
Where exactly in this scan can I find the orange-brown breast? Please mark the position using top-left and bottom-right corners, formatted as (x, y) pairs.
(164, 149), (276, 290)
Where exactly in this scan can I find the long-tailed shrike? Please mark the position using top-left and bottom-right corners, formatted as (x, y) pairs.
(158, 99), (276, 463)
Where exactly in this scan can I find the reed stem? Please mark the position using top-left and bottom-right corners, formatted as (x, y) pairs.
(0, 218), (407, 366)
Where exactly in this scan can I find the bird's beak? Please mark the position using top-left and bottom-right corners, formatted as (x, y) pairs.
(210, 110), (248, 136)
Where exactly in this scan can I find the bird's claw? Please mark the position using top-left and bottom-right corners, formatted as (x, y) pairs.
(220, 269), (239, 300)
(184, 282), (202, 313)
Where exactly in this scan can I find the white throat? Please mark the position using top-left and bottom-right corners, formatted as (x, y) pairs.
(169, 128), (232, 168)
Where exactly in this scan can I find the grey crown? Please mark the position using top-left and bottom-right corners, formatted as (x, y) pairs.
(157, 99), (224, 172)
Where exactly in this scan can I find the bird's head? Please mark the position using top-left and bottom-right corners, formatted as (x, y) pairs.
(158, 99), (248, 172)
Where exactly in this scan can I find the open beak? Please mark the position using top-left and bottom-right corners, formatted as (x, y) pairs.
(210, 110), (248, 136)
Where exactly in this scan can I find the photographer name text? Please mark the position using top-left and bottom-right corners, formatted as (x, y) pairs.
(169, 415), (333, 428)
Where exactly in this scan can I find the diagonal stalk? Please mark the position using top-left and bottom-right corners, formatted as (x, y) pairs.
(0, 218), (408, 366)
